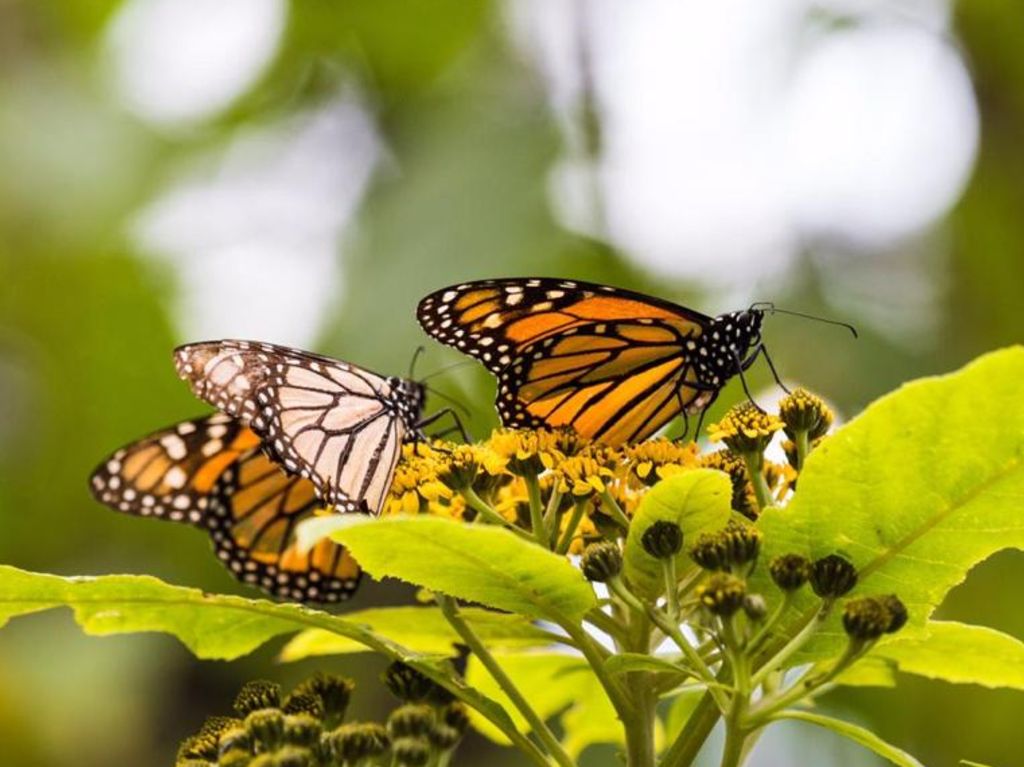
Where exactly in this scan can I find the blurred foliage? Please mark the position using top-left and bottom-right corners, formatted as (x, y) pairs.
(0, 0), (1021, 765)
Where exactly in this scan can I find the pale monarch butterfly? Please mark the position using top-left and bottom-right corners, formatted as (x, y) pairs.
(89, 413), (361, 603)
(417, 278), (854, 444)
(174, 340), (465, 512)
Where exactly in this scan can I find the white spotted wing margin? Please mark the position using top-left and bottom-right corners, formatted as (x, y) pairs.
(174, 340), (424, 514)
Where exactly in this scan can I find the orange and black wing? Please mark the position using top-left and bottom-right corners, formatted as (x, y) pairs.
(89, 413), (258, 522)
(89, 415), (360, 603)
(417, 278), (711, 375)
(207, 448), (361, 603)
(496, 320), (716, 444)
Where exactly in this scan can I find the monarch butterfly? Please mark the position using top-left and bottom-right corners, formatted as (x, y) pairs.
(89, 414), (361, 602)
(174, 340), (461, 511)
(417, 278), (804, 444)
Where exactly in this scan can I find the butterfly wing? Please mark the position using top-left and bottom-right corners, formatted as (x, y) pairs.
(208, 449), (361, 602)
(89, 413), (258, 522)
(89, 415), (361, 603)
(175, 340), (415, 513)
(417, 278), (712, 375)
(496, 320), (716, 444)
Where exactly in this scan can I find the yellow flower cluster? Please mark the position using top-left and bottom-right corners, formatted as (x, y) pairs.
(381, 394), (829, 551)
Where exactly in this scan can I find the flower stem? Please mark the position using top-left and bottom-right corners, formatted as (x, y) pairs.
(794, 429), (810, 471)
(746, 592), (793, 654)
(662, 557), (680, 622)
(523, 473), (548, 547)
(600, 489), (631, 531)
(749, 601), (832, 690)
(542, 489), (564, 544)
(555, 499), (588, 554)
(740, 452), (772, 512)
(437, 595), (574, 767)
(462, 487), (533, 541)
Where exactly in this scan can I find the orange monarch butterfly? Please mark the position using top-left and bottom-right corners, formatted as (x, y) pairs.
(89, 413), (361, 602)
(174, 340), (464, 511)
(417, 278), (847, 444)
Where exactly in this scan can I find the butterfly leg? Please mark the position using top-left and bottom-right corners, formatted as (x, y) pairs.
(733, 351), (766, 412)
(416, 408), (473, 443)
(693, 390), (720, 441)
(758, 344), (792, 394)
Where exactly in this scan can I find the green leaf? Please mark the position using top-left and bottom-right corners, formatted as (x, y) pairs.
(624, 470), (732, 599)
(0, 565), (525, 742)
(279, 606), (554, 661)
(465, 652), (628, 758)
(757, 347), (1024, 658)
(604, 652), (688, 678)
(872, 620), (1024, 690)
(321, 515), (597, 623)
(768, 710), (924, 767)
(833, 656), (897, 688)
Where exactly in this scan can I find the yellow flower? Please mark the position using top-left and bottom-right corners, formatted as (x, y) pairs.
(707, 402), (784, 454)
(383, 454), (452, 516)
(622, 439), (699, 486)
(764, 460), (797, 498)
(699, 449), (756, 519)
(559, 513), (598, 555)
(778, 388), (834, 440)
(433, 444), (480, 491)
(555, 453), (615, 497)
(486, 428), (565, 476)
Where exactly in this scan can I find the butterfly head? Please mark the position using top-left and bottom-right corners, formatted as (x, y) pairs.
(388, 376), (427, 423)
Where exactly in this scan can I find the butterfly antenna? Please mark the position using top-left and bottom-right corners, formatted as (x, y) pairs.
(409, 345), (426, 380)
(752, 303), (858, 339)
(423, 384), (472, 416)
(419, 359), (477, 383)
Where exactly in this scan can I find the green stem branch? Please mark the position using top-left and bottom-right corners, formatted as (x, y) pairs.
(461, 487), (533, 541)
(437, 595), (573, 767)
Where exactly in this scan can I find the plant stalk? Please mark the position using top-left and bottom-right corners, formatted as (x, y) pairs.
(437, 595), (574, 767)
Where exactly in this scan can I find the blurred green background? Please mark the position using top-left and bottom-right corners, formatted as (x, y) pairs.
(1, 1), (1021, 765)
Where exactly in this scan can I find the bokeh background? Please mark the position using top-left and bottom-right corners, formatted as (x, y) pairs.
(1, 1), (1021, 765)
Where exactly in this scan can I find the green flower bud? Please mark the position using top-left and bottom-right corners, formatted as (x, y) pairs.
(382, 662), (436, 703)
(217, 748), (251, 767)
(689, 533), (730, 572)
(328, 722), (390, 762)
(274, 747), (313, 767)
(881, 594), (908, 633)
(387, 704), (436, 739)
(442, 703), (470, 735)
(696, 573), (747, 617)
(742, 594), (767, 621)
(281, 692), (323, 719)
(292, 673), (354, 725)
(234, 681), (282, 717)
(178, 734), (219, 762)
(392, 737), (431, 767)
(245, 709), (286, 749)
(769, 554), (811, 591)
(580, 541), (623, 582)
(641, 520), (684, 559)
(842, 597), (891, 641)
(428, 723), (464, 751)
(217, 727), (251, 757)
(721, 521), (761, 571)
(283, 714), (322, 748)
(809, 554), (858, 599)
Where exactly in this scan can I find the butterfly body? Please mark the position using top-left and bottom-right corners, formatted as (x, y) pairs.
(90, 414), (361, 602)
(417, 278), (765, 444)
(175, 340), (427, 513)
